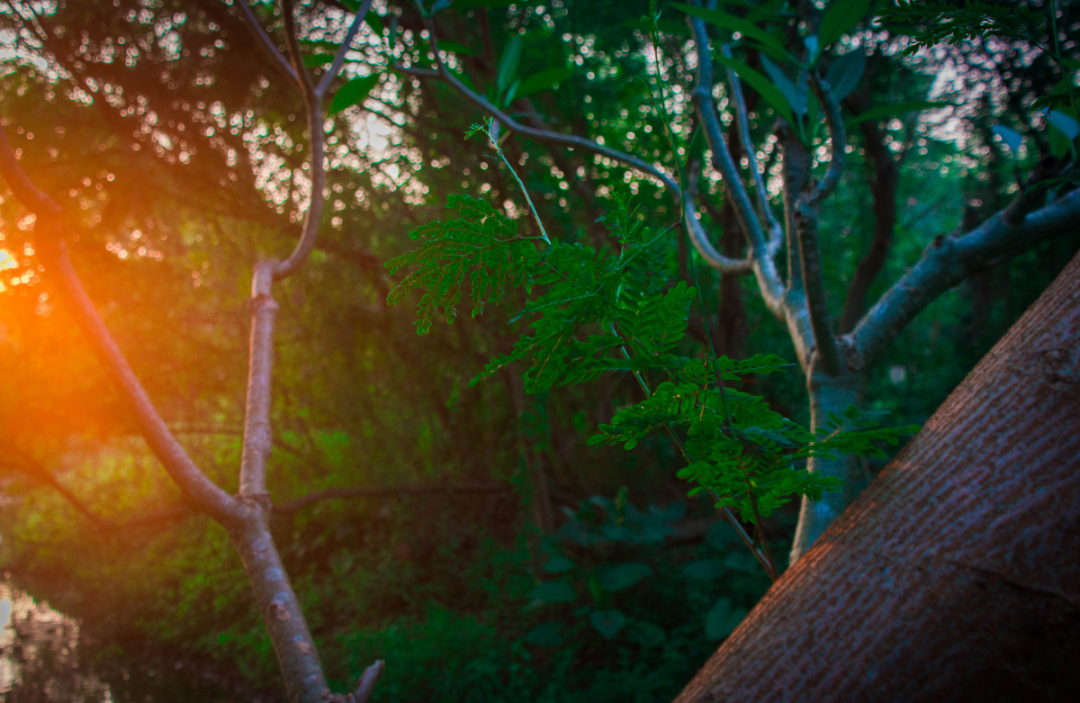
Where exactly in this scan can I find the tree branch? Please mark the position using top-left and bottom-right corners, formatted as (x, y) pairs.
(0, 126), (239, 523)
(239, 260), (279, 498)
(720, 43), (782, 254)
(851, 184), (1080, 369)
(274, 0), (325, 281)
(408, 11), (681, 196)
(315, 0), (373, 98)
(234, 0), (302, 92)
(789, 75), (847, 376)
(684, 167), (753, 274)
(687, 18), (768, 257)
(687, 17), (786, 313)
(0, 449), (104, 527)
(806, 73), (846, 207)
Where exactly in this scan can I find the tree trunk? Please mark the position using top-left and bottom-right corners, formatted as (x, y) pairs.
(788, 366), (864, 564)
(675, 250), (1080, 703)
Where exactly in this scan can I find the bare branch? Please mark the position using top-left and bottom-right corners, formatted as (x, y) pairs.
(281, 0), (316, 98)
(851, 184), (1080, 369)
(411, 13), (681, 196)
(806, 73), (846, 207)
(0, 449), (104, 527)
(353, 660), (385, 703)
(234, 0), (302, 92)
(0, 126), (238, 523)
(720, 44), (783, 254)
(315, 0), (374, 98)
(239, 260), (280, 498)
(273, 0), (327, 280)
(684, 169), (753, 274)
(687, 18), (786, 313)
(687, 17), (768, 257)
(793, 198), (843, 376)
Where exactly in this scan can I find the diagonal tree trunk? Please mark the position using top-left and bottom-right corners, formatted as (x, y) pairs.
(675, 249), (1080, 703)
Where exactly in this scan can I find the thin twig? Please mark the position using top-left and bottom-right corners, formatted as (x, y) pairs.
(316, 0), (374, 98)
(234, 0), (302, 91)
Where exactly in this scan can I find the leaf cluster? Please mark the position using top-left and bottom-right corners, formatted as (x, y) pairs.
(390, 194), (916, 530)
(385, 194), (542, 333)
(880, 1), (1048, 56)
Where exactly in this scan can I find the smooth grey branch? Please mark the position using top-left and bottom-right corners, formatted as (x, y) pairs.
(720, 43), (783, 254)
(851, 186), (1080, 369)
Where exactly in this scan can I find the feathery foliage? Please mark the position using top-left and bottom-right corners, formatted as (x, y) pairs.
(389, 191), (916, 534)
(385, 194), (542, 333)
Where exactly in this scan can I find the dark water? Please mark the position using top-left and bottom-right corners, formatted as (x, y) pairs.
(0, 587), (111, 702)
(0, 587), (278, 703)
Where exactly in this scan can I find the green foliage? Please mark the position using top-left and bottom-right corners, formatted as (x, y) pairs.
(385, 194), (541, 333)
(880, 1), (1047, 54)
(392, 190), (916, 547)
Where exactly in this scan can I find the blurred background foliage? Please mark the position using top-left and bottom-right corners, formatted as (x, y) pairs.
(0, 0), (1077, 700)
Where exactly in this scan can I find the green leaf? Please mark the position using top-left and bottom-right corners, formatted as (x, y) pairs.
(524, 622), (565, 646)
(714, 55), (794, 124)
(386, 195), (538, 334)
(497, 35), (522, 94)
(674, 3), (798, 65)
(329, 74), (380, 115)
(825, 50), (865, 102)
(366, 12), (384, 37)
(844, 100), (947, 127)
(515, 67), (575, 100)
(992, 124), (1023, 158)
(1047, 110), (1079, 142)
(705, 598), (747, 640)
(543, 555), (575, 574)
(589, 609), (628, 640)
(597, 563), (653, 592)
(760, 55), (806, 118)
(438, 40), (476, 56)
(528, 581), (576, 604)
(682, 559), (726, 581)
(819, 0), (871, 47)
(303, 53), (336, 68)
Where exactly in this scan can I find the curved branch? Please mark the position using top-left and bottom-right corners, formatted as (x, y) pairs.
(234, 0), (302, 92)
(687, 17), (768, 256)
(794, 199), (843, 376)
(0, 127), (238, 523)
(851, 185), (1080, 369)
(412, 14), (681, 196)
(684, 171), (753, 274)
(315, 0), (374, 98)
(688, 19), (786, 313)
(806, 73), (846, 207)
(720, 43), (783, 254)
(273, 1), (326, 281)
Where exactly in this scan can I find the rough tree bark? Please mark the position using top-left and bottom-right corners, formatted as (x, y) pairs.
(674, 249), (1080, 702)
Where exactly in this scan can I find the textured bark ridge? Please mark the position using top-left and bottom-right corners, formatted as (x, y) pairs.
(675, 251), (1080, 703)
